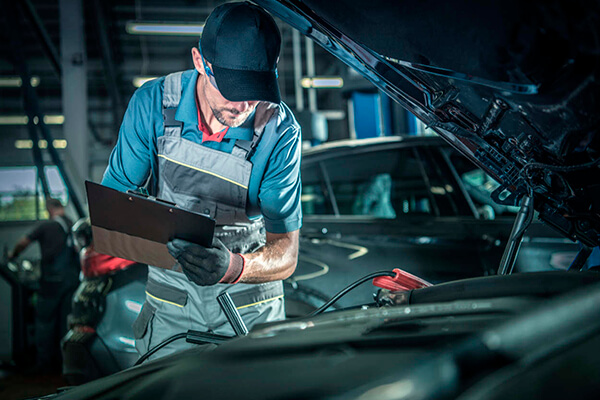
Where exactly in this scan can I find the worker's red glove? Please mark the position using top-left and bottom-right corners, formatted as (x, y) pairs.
(167, 237), (245, 286)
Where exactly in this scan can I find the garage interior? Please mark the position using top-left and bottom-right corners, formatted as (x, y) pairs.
(1, 1), (599, 399)
(0, 1), (421, 397)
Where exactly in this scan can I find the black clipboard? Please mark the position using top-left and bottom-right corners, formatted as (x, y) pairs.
(86, 181), (215, 270)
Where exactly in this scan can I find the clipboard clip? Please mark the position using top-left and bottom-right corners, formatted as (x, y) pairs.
(126, 190), (178, 207)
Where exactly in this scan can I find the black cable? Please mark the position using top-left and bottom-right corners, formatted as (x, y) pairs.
(135, 270), (400, 364)
(134, 332), (186, 366)
(134, 330), (233, 366)
(515, 151), (600, 241)
(522, 157), (600, 174)
(308, 271), (397, 317)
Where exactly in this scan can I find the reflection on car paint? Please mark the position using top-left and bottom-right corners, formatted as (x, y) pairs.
(125, 300), (142, 314)
(293, 255), (330, 281)
(415, 237), (434, 245)
(118, 336), (136, 348)
(383, 56), (539, 94)
(550, 252), (579, 270)
(324, 239), (369, 260)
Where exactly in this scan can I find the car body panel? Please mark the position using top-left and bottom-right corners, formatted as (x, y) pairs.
(47, 272), (600, 399)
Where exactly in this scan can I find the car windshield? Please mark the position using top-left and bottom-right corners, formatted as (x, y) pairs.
(302, 145), (475, 218)
(448, 151), (519, 217)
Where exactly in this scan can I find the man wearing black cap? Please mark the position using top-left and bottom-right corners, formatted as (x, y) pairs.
(102, 2), (301, 359)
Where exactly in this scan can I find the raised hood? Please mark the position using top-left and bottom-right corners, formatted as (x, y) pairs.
(256, 0), (600, 247)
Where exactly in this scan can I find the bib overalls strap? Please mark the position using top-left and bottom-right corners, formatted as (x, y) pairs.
(133, 71), (285, 360)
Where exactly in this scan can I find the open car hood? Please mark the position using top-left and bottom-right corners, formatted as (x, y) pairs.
(256, 0), (600, 247)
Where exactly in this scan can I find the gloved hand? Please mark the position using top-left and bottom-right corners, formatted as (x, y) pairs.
(167, 237), (245, 286)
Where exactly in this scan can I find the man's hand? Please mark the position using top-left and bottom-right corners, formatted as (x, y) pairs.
(9, 237), (31, 262)
(167, 238), (245, 286)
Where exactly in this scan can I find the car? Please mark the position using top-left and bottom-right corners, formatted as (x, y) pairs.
(62, 136), (579, 381)
(289, 135), (579, 310)
(44, 0), (600, 398)
(61, 219), (147, 384)
(37, 271), (600, 400)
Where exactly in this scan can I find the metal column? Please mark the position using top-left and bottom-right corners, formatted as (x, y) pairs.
(60, 0), (89, 199)
(305, 37), (317, 112)
(293, 29), (304, 111)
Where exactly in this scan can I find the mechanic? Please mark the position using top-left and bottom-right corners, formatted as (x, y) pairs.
(9, 198), (80, 371)
(101, 2), (301, 359)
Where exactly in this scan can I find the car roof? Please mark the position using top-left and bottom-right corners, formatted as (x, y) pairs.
(302, 135), (446, 158)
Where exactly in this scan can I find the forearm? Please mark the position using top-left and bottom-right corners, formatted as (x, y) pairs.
(9, 237), (31, 259)
(238, 230), (299, 283)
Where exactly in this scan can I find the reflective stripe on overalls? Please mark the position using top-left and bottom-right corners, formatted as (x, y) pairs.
(132, 71), (285, 359)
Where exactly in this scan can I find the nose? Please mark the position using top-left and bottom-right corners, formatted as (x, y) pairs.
(230, 101), (250, 113)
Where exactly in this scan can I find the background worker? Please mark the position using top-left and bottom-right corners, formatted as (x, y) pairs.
(9, 198), (80, 371)
(101, 2), (302, 359)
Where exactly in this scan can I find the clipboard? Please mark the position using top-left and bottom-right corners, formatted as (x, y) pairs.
(85, 181), (216, 270)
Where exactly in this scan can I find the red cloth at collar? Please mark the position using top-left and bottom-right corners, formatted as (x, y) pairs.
(196, 94), (229, 143)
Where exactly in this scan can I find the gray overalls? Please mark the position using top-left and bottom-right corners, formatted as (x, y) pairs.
(132, 71), (285, 359)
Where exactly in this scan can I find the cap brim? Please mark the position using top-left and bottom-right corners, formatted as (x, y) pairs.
(212, 66), (281, 104)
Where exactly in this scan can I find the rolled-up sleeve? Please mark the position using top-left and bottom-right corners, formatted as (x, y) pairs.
(258, 126), (302, 233)
(101, 86), (156, 192)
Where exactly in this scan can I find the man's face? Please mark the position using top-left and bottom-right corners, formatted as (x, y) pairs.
(46, 205), (60, 217)
(202, 78), (258, 127)
(200, 59), (259, 128)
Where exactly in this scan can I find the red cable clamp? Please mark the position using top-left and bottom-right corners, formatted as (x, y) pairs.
(373, 268), (433, 292)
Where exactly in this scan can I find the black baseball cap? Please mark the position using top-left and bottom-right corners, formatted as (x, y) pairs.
(200, 2), (281, 104)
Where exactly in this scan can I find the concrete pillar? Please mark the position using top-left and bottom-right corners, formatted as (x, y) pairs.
(59, 0), (88, 198)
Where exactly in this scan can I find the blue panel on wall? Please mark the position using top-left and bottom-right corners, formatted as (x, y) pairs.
(351, 92), (394, 139)
(352, 92), (379, 139)
(407, 113), (419, 136)
(380, 92), (392, 136)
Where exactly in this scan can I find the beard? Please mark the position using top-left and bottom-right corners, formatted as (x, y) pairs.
(211, 106), (252, 128)
(200, 77), (255, 128)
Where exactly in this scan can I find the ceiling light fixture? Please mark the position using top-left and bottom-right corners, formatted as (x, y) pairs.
(126, 21), (204, 36)
(0, 115), (64, 125)
(43, 115), (65, 125)
(14, 139), (68, 150)
(0, 76), (41, 88)
(300, 77), (344, 89)
(0, 116), (29, 125)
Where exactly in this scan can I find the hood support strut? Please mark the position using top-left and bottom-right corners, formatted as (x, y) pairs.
(498, 195), (533, 275)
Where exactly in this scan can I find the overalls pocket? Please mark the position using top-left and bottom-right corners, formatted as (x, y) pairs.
(136, 279), (192, 357)
(133, 301), (156, 340)
(133, 301), (156, 355)
(229, 281), (286, 327)
(146, 279), (188, 308)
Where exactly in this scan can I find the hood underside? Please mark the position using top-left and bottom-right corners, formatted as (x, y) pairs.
(257, 0), (600, 247)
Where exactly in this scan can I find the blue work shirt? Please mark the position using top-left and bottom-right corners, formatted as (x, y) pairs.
(102, 69), (302, 233)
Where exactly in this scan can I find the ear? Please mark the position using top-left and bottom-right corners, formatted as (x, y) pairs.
(191, 47), (204, 75)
